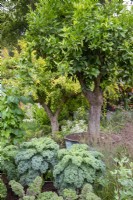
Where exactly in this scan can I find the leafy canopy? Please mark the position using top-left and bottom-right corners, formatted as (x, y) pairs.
(0, 0), (38, 47)
(1, 41), (81, 114)
(26, 0), (133, 91)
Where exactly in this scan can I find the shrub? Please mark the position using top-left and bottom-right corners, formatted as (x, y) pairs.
(0, 177), (7, 200)
(15, 137), (59, 185)
(53, 144), (105, 191)
(111, 157), (133, 200)
(0, 94), (26, 143)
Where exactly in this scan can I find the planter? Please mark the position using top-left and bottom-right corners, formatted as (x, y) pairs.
(64, 132), (87, 149)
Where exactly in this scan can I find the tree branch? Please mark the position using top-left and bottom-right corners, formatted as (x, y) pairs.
(76, 72), (93, 99)
(42, 103), (53, 119)
(94, 74), (102, 92)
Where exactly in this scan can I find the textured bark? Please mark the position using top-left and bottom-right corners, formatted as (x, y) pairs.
(85, 89), (103, 144)
(50, 115), (59, 134)
(42, 103), (60, 135)
(88, 93), (103, 144)
(89, 105), (101, 138)
(78, 74), (103, 144)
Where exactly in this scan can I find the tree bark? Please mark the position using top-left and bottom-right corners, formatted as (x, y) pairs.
(77, 74), (103, 144)
(41, 103), (60, 135)
(88, 91), (103, 144)
(50, 115), (59, 134)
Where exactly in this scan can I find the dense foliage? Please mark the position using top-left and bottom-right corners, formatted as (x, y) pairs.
(15, 137), (59, 185)
(1, 41), (81, 134)
(0, 0), (38, 47)
(53, 144), (105, 191)
(0, 94), (26, 143)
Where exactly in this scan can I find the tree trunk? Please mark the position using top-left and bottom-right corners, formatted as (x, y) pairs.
(78, 75), (103, 144)
(85, 90), (103, 144)
(41, 103), (60, 135)
(50, 115), (59, 134)
(89, 102), (102, 144)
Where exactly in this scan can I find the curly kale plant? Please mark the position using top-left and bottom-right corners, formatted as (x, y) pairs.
(0, 143), (18, 180)
(9, 176), (101, 200)
(37, 192), (63, 200)
(80, 184), (101, 200)
(9, 176), (42, 200)
(0, 177), (7, 200)
(15, 137), (59, 185)
(61, 188), (78, 200)
(9, 176), (62, 200)
(53, 144), (105, 191)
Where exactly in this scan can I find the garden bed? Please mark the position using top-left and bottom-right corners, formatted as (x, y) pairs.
(1, 174), (57, 200)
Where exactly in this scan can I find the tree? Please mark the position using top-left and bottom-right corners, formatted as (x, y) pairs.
(26, 0), (133, 143)
(1, 41), (81, 134)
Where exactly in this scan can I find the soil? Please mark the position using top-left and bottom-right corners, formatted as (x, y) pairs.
(2, 122), (133, 200)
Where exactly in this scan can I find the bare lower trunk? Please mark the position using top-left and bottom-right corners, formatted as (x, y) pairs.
(78, 74), (103, 144)
(89, 103), (102, 144)
(50, 115), (59, 134)
(41, 103), (60, 135)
